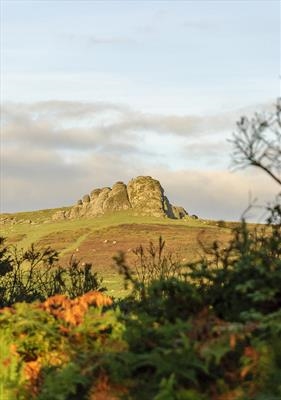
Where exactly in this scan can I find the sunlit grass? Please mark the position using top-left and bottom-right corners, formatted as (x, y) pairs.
(0, 207), (237, 297)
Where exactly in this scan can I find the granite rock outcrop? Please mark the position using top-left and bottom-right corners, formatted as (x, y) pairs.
(52, 176), (189, 220)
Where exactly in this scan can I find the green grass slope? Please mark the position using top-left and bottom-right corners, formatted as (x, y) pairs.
(0, 207), (234, 296)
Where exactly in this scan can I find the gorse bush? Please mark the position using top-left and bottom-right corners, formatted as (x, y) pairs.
(0, 239), (104, 307)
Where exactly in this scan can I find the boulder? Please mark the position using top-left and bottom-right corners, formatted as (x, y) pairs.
(52, 210), (66, 221)
(82, 194), (90, 203)
(103, 182), (131, 212)
(172, 206), (188, 219)
(91, 187), (111, 215)
(90, 188), (102, 200)
(69, 205), (82, 219)
(163, 196), (175, 218)
(127, 176), (165, 217)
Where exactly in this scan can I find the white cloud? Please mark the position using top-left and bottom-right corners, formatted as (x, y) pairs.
(1, 100), (278, 220)
(149, 168), (279, 221)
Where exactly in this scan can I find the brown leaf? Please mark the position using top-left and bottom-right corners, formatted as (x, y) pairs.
(244, 346), (259, 362)
(40, 291), (112, 326)
(229, 334), (236, 350)
(24, 359), (42, 395)
(240, 365), (252, 379)
(88, 373), (127, 400)
(81, 291), (113, 308)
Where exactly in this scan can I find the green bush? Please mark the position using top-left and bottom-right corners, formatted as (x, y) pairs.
(188, 203), (281, 322)
(0, 240), (105, 307)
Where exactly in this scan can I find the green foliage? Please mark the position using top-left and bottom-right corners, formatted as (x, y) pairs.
(132, 237), (183, 284)
(38, 363), (87, 400)
(120, 320), (208, 397)
(0, 331), (26, 400)
(0, 292), (124, 399)
(188, 203), (281, 322)
(114, 236), (183, 296)
(0, 237), (13, 276)
(0, 240), (105, 307)
(154, 374), (207, 400)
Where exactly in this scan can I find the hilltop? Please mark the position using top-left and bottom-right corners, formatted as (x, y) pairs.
(52, 176), (190, 221)
(0, 176), (239, 295)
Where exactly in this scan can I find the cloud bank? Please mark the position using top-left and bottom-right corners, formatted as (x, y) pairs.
(1, 100), (278, 220)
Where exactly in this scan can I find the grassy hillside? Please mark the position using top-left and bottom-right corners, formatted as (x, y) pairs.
(1, 207), (236, 296)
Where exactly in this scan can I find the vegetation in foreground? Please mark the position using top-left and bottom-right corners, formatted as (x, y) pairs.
(0, 199), (280, 400)
(0, 101), (280, 399)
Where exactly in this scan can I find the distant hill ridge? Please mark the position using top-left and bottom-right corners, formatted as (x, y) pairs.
(52, 176), (189, 220)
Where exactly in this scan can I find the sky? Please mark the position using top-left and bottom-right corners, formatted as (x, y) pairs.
(0, 0), (280, 221)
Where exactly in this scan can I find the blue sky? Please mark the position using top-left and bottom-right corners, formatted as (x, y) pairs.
(0, 0), (280, 220)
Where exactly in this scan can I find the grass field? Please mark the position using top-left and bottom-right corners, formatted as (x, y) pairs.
(1, 207), (238, 297)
